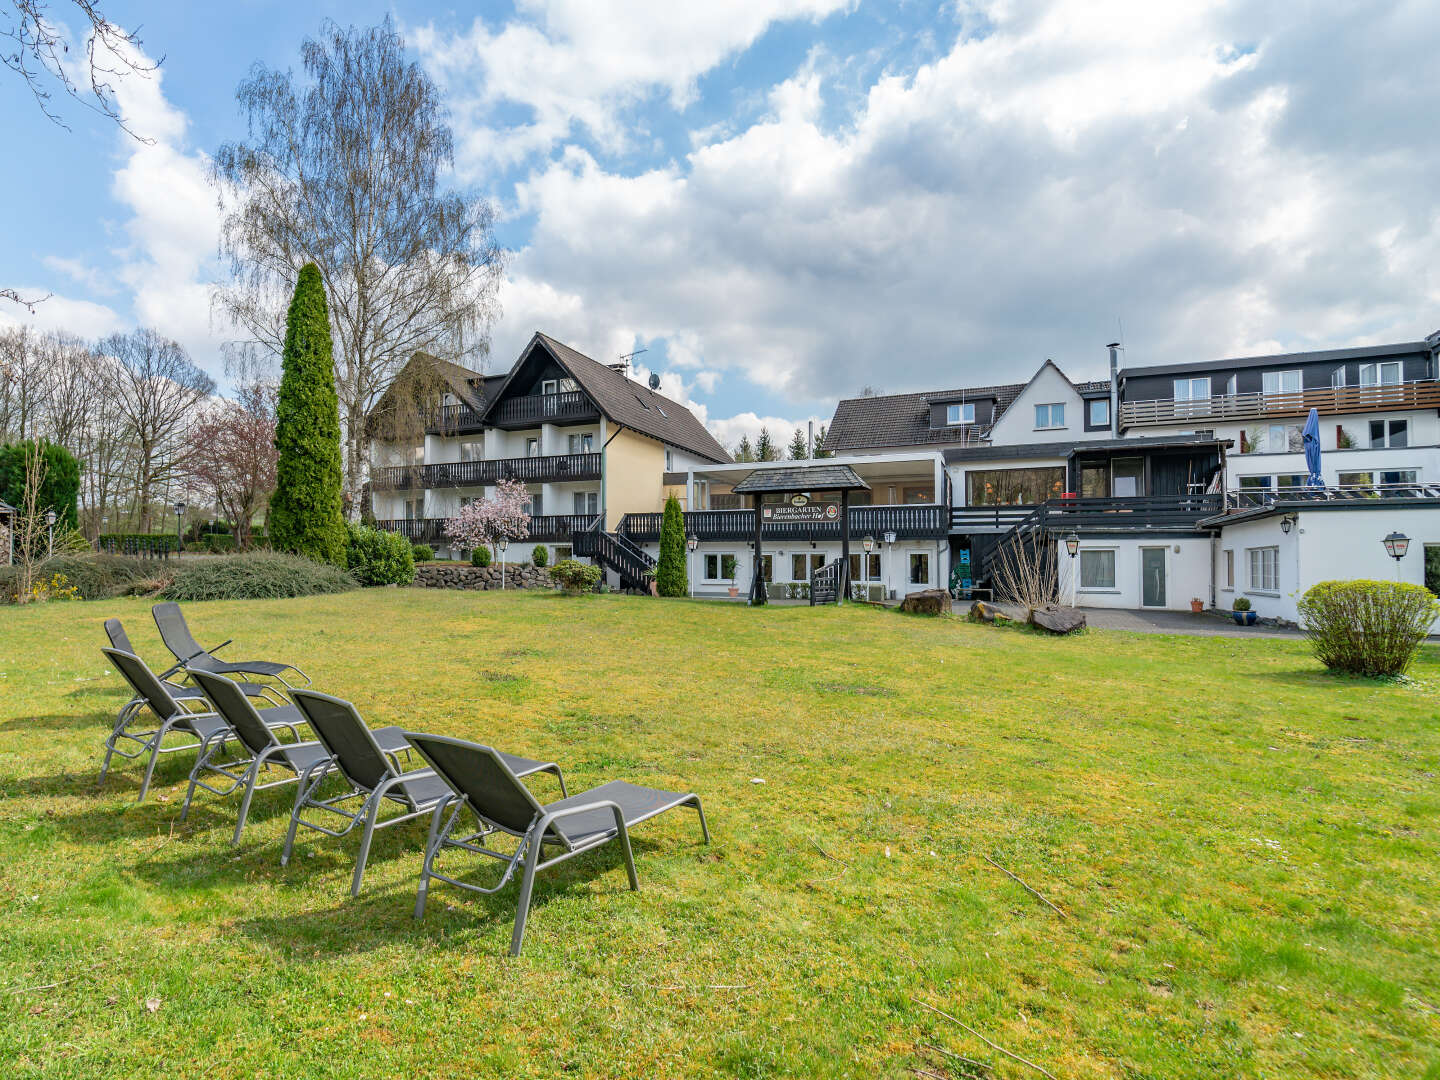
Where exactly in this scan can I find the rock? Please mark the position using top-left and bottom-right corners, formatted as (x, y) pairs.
(1029, 604), (1087, 634)
(969, 600), (995, 623)
(899, 589), (952, 616)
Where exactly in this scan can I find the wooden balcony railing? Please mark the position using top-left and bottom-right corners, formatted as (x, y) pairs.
(490, 391), (598, 428)
(1119, 380), (1440, 429)
(371, 452), (601, 490)
(617, 504), (947, 542)
(376, 514), (601, 544)
(428, 403), (488, 433)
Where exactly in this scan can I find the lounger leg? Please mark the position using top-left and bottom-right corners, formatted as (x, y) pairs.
(351, 793), (382, 898)
(690, 795), (711, 843)
(414, 798), (453, 920)
(136, 722), (174, 803)
(509, 834), (546, 957)
(231, 764), (261, 846)
(281, 762), (327, 867)
(612, 807), (639, 892)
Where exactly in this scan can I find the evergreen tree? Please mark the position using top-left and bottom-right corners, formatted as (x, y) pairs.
(735, 435), (754, 462)
(0, 439), (81, 529)
(656, 494), (688, 597)
(269, 263), (346, 565)
(787, 428), (808, 460)
(755, 426), (776, 461)
(813, 424), (832, 458)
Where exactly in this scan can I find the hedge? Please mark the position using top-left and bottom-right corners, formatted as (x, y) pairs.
(1296, 579), (1440, 677)
(161, 552), (359, 601)
(345, 521), (416, 586)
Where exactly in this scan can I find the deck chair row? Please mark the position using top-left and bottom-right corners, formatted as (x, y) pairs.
(98, 607), (708, 955)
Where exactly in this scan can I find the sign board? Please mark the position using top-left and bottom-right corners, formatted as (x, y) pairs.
(762, 502), (840, 523)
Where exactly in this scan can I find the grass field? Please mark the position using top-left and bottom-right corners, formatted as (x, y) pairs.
(1, 589), (1438, 1078)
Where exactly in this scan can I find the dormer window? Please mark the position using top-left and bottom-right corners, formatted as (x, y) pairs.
(541, 379), (558, 395)
(1034, 403), (1065, 430)
(946, 403), (975, 426)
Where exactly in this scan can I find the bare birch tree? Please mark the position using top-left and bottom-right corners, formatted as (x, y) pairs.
(211, 17), (504, 518)
(0, 326), (50, 440)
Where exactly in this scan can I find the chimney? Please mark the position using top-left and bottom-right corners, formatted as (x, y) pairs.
(607, 360), (629, 376)
(1107, 342), (1122, 436)
(807, 420), (815, 459)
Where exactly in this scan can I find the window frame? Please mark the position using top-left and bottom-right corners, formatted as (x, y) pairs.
(1087, 398), (1109, 428)
(1247, 546), (1279, 593)
(1033, 403), (1066, 430)
(908, 552), (930, 585)
(1078, 548), (1117, 591)
(1359, 361), (1402, 387)
(1224, 549), (1234, 589)
(946, 402), (976, 426)
(703, 552), (738, 582)
(1173, 376), (1212, 402)
(1262, 369), (1302, 395)
(540, 379), (559, 395)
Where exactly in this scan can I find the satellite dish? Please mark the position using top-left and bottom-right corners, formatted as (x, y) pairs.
(648, 372), (661, 390)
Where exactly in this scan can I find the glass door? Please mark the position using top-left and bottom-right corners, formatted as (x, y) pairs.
(1141, 547), (1167, 608)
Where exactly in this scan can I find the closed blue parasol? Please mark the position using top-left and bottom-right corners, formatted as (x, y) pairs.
(1302, 407), (1324, 488)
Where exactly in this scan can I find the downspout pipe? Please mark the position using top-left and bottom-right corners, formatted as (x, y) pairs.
(1107, 343), (1122, 436)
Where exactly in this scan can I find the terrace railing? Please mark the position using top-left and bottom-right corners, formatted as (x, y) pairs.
(1228, 482), (1440, 510)
(429, 403), (488, 433)
(490, 392), (598, 428)
(376, 514), (602, 545)
(1120, 379), (1440, 429)
(371, 452), (602, 490)
(949, 505), (1038, 533)
(617, 504), (947, 543)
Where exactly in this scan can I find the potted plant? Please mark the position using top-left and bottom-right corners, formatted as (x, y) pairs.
(724, 554), (739, 598)
(1232, 596), (1257, 625)
(1190, 597), (1204, 613)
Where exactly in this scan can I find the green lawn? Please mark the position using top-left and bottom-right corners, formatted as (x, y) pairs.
(1, 591), (1438, 1078)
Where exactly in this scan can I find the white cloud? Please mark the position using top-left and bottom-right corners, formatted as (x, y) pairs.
(0, 292), (124, 339)
(467, 0), (1440, 413)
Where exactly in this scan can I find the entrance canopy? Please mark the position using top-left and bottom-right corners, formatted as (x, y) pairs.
(730, 463), (871, 495)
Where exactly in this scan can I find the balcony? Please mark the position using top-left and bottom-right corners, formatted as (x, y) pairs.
(371, 452), (601, 490)
(1119, 380), (1440, 429)
(427, 403), (487, 434)
(490, 391), (599, 429)
(1227, 482), (1440, 510)
(377, 514), (601, 544)
(617, 504), (947, 543)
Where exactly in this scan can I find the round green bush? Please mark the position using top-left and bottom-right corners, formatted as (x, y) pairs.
(1296, 579), (1440, 677)
(412, 543), (435, 563)
(1232, 596), (1251, 611)
(550, 558), (602, 594)
(161, 552), (359, 601)
(344, 521), (416, 586)
(471, 545), (492, 568)
(531, 544), (548, 568)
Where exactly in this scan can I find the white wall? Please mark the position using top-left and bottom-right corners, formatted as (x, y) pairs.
(671, 538), (945, 599)
(986, 363), (1111, 447)
(1058, 537), (1213, 611)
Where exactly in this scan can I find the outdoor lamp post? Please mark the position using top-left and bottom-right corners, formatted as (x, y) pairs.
(1383, 530), (1410, 580)
(686, 532), (698, 598)
(45, 509), (56, 558)
(1064, 531), (1080, 608)
(173, 501), (186, 553)
(882, 530), (896, 598)
(497, 535), (509, 589)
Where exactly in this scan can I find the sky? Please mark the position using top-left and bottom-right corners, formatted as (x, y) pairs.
(3, 0), (1439, 451)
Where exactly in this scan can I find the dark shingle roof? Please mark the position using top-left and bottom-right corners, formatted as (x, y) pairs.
(731, 464), (870, 494)
(823, 373), (1110, 452)
(1121, 341), (1432, 380)
(941, 434), (1230, 464)
(531, 333), (731, 464)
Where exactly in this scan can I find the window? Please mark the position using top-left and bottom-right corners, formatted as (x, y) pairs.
(568, 433), (594, 453)
(573, 491), (598, 515)
(1248, 546), (1279, 592)
(1173, 377), (1211, 402)
(1079, 549), (1116, 589)
(966, 467), (1066, 506)
(848, 553), (883, 581)
(1224, 550), (1234, 589)
(759, 554), (773, 582)
(1369, 419), (1408, 448)
(1337, 471), (1373, 488)
(909, 552), (930, 585)
(704, 553), (737, 581)
(1034, 403), (1066, 429)
(791, 553), (807, 582)
(1245, 424), (1303, 453)
(553, 545), (572, 562)
(1262, 369), (1302, 395)
(459, 439), (484, 462)
(1359, 362), (1401, 387)
(1331, 367), (1346, 388)
(1112, 458), (1144, 498)
(1225, 374), (1237, 396)
(946, 402), (976, 425)
(1380, 469), (1419, 486)
(541, 379), (558, 395)
(665, 449), (674, 470)
(404, 498), (422, 521)
(1238, 476), (1271, 492)
(901, 485), (934, 504)
(1087, 398), (1109, 427)
(526, 438), (540, 457)
(1426, 545), (1440, 597)
(528, 493), (543, 516)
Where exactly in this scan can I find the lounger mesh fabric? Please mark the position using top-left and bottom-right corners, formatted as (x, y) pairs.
(152, 602), (308, 686)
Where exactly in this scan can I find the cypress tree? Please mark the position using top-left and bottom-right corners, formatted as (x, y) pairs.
(269, 263), (346, 565)
(656, 494), (688, 597)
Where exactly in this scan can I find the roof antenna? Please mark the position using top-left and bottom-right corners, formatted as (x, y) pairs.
(611, 347), (647, 376)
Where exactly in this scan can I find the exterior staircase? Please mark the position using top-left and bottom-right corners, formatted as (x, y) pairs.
(809, 559), (844, 605)
(575, 520), (656, 592)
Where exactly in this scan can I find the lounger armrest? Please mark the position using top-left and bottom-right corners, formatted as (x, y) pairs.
(534, 800), (628, 844)
(207, 639), (234, 656)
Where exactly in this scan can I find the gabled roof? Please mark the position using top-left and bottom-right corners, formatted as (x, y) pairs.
(498, 333), (730, 464)
(731, 463), (870, 494)
(823, 364), (1109, 452)
(369, 352), (496, 419)
(0, 498), (14, 515)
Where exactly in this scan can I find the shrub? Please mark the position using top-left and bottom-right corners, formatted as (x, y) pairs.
(471, 545), (492, 567)
(161, 552), (358, 601)
(1296, 579), (1440, 677)
(655, 494), (687, 597)
(0, 555), (156, 602)
(550, 559), (602, 594)
(0, 439), (82, 529)
(269, 262), (347, 566)
(1232, 596), (1251, 611)
(411, 543), (435, 563)
(344, 521), (415, 586)
(204, 533), (238, 554)
(531, 544), (548, 568)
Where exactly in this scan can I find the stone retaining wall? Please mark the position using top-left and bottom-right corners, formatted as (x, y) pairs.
(413, 563), (555, 591)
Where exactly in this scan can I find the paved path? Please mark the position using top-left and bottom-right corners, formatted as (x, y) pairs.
(1073, 607), (1304, 639)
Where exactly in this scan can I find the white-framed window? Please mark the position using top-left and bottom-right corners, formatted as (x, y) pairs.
(1381, 469), (1419, 485)
(1087, 399), (1109, 427)
(459, 439), (484, 462)
(527, 492), (543, 516)
(526, 437), (540, 456)
(1262, 369), (1302, 395)
(790, 553), (826, 580)
(553, 545), (573, 562)
(1247, 546), (1279, 592)
(1359, 362), (1401, 387)
(1034, 403), (1065, 429)
(1174, 377), (1211, 402)
(1245, 424), (1303, 453)
(909, 552), (930, 584)
(1225, 374), (1238, 396)
(541, 379), (558, 395)
(665, 448), (674, 470)
(946, 402), (976, 426)
(1330, 367), (1346, 388)
(572, 491), (598, 514)
(1079, 548), (1116, 589)
(568, 432), (594, 453)
(704, 552), (737, 582)
(1369, 419), (1408, 448)
(1224, 549), (1234, 589)
(848, 552), (883, 581)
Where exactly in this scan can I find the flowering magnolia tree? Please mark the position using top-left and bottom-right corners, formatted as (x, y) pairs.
(444, 478), (531, 553)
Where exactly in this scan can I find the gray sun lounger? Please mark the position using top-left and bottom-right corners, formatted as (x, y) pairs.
(284, 689), (567, 897)
(99, 647), (304, 802)
(152, 602), (310, 689)
(182, 669), (408, 846)
(104, 618), (283, 723)
(405, 732), (709, 956)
